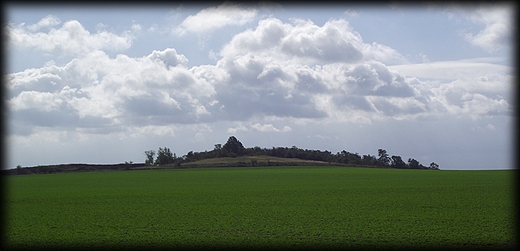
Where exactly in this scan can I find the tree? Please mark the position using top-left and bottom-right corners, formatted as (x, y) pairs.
(362, 154), (377, 166)
(223, 136), (245, 157)
(408, 158), (420, 169)
(124, 161), (133, 170)
(185, 151), (194, 161)
(144, 150), (155, 166)
(214, 144), (222, 157)
(429, 162), (440, 170)
(377, 149), (390, 166)
(156, 147), (175, 165)
(391, 155), (407, 168)
(16, 165), (24, 175)
(347, 152), (362, 165)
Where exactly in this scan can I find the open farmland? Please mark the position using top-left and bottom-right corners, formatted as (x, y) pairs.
(4, 166), (516, 250)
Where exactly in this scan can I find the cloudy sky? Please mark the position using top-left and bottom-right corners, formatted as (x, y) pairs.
(4, 3), (515, 170)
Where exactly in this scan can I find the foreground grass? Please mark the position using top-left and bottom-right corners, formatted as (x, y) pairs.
(4, 166), (516, 250)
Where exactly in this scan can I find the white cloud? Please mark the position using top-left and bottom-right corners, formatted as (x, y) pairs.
(310, 134), (331, 140)
(174, 2), (257, 35)
(147, 48), (189, 67)
(344, 9), (359, 17)
(281, 126), (292, 132)
(460, 93), (510, 119)
(219, 17), (407, 65)
(6, 17), (135, 56)
(388, 58), (513, 119)
(443, 4), (513, 52)
(251, 123), (291, 132)
(463, 5), (512, 51)
(280, 19), (364, 63)
(7, 48), (217, 135)
(388, 58), (512, 81)
(9, 90), (63, 112)
(227, 124), (249, 133)
(125, 125), (176, 138)
(362, 42), (407, 65)
(131, 22), (142, 32)
(27, 14), (61, 31)
(7, 16), (513, 140)
(210, 17), (427, 122)
(227, 123), (291, 133)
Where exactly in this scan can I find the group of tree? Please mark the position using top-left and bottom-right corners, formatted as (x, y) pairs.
(144, 136), (440, 170)
(144, 147), (183, 166)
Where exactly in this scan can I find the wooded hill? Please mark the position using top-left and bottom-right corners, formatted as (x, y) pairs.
(5, 136), (439, 175)
(146, 136), (439, 170)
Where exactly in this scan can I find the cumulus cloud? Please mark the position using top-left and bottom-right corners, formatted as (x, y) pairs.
(147, 48), (189, 67)
(7, 48), (216, 135)
(9, 91), (63, 112)
(227, 124), (249, 133)
(7, 16), (513, 139)
(27, 14), (61, 31)
(174, 2), (257, 35)
(443, 5), (513, 52)
(463, 5), (512, 51)
(6, 17), (135, 56)
(219, 17), (407, 65)
(209, 17), (426, 122)
(388, 59), (513, 119)
(279, 19), (364, 63)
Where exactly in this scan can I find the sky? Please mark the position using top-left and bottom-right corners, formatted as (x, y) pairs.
(3, 2), (515, 170)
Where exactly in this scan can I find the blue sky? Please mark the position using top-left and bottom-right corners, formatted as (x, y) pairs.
(4, 2), (514, 170)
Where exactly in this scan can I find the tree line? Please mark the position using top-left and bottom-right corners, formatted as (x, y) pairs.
(144, 136), (440, 170)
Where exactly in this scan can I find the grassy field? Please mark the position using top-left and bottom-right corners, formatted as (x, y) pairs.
(176, 155), (333, 168)
(4, 166), (516, 250)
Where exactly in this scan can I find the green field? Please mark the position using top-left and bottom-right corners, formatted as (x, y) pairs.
(4, 166), (516, 250)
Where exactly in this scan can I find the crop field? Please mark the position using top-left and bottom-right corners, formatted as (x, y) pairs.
(4, 166), (516, 250)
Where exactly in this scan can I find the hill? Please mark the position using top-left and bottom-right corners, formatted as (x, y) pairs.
(169, 155), (341, 168)
(5, 136), (440, 175)
(3, 163), (147, 175)
(3, 156), (345, 175)
(149, 136), (439, 170)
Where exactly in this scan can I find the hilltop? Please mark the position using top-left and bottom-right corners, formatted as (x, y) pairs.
(145, 136), (439, 170)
